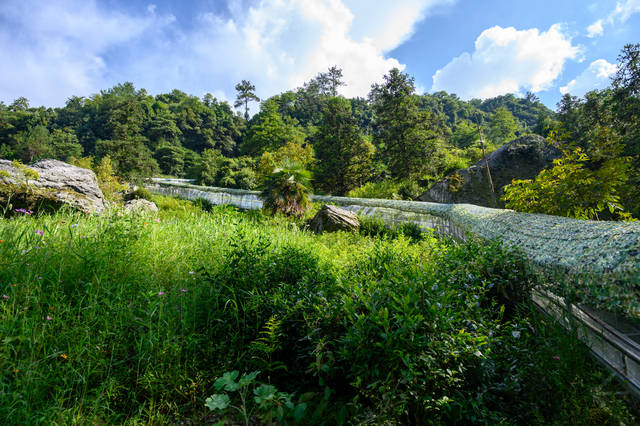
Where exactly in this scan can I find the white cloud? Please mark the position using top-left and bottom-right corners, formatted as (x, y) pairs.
(431, 24), (581, 100)
(560, 59), (618, 97)
(0, 0), (453, 109)
(586, 0), (640, 37)
(586, 19), (603, 37)
(610, 0), (640, 22)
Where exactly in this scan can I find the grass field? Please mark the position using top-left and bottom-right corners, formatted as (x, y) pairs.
(0, 196), (637, 424)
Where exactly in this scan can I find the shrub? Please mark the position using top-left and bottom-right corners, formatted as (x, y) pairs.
(124, 187), (153, 202)
(260, 161), (312, 218)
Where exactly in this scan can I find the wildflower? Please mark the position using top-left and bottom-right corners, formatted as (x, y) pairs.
(12, 368), (18, 373)
(35, 230), (44, 236)
(180, 289), (187, 293)
(154, 218), (161, 223)
(511, 331), (521, 339)
(1, 294), (8, 300)
(46, 315), (52, 321)
(157, 291), (165, 296)
(552, 355), (561, 360)
(34, 246), (41, 250)
(0, 239), (3, 243)
(60, 354), (68, 360)
(71, 224), (78, 228)
(189, 271), (195, 275)
(38, 276), (43, 280)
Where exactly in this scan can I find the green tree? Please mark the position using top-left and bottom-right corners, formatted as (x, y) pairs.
(242, 99), (305, 156)
(95, 137), (158, 180)
(234, 80), (260, 120)
(369, 68), (443, 179)
(314, 97), (374, 194)
(452, 121), (478, 149)
(260, 160), (312, 218)
(503, 132), (632, 220)
(50, 129), (83, 161)
(487, 107), (518, 145)
(15, 125), (53, 162)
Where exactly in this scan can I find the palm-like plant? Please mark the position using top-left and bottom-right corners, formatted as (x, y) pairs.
(260, 160), (312, 218)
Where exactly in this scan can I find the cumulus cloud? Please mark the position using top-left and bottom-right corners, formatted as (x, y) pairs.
(0, 0), (453, 108)
(560, 59), (618, 97)
(431, 24), (581, 100)
(586, 0), (640, 37)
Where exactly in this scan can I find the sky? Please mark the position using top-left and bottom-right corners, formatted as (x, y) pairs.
(0, 0), (639, 112)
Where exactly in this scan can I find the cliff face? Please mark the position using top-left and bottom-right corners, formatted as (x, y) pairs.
(419, 134), (561, 208)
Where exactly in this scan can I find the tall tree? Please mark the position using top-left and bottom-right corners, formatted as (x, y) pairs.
(234, 80), (260, 120)
(314, 97), (374, 194)
(369, 68), (443, 179)
(487, 107), (519, 145)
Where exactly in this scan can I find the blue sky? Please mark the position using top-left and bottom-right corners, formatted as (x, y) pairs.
(1, 0), (639, 111)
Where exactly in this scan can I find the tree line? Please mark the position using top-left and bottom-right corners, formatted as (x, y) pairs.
(1, 43), (637, 219)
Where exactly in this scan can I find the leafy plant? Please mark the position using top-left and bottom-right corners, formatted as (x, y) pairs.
(260, 160), (312, 218)
(205, 371), (306, 425)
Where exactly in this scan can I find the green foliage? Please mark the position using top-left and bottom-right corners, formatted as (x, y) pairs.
(503, 134), (632, 220)
(0, 207), (635, 424)
(124, 186), (153, 202)
(206, 370), (306, 425)
(242, 98), (306, 156)
(260, 161), (312, 218)
(370, 68), (444, 179)
(234, 80), (260, 120)
(314, 97), (375, 195)
(346, 178), (425, 200)
(488, 106), (520, 145)
(94, 156), (127, 201)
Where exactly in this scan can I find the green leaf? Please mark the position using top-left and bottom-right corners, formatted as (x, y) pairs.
(214, 371), (239, 392)
(293, 402), (307, 421)
(205, 394), (231, 411)
(254, 384), (277, 404)
(238, 370), (260, 387)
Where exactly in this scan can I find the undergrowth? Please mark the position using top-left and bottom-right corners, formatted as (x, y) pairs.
(0, 196), (636, 424)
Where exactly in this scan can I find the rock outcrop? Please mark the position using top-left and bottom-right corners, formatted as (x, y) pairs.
(0, 159), (106, 214)
(309, 204), (360, 234)
(123, 199), (158, 214)
(419, 135), (561, 208)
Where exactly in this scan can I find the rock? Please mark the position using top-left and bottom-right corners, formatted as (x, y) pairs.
(123, 199), (158, 214)
(419, 134), (561, 208)
(0, 159), (106, 214)
(309, 204), (360, 234)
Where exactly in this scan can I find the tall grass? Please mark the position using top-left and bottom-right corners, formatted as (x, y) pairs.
(0, 197), (636, 424)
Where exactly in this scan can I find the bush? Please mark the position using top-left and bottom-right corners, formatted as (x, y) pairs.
(192, 197), (214, 212)
(124, 187), (153, 202)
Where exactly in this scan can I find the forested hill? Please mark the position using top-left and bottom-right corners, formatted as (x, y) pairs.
(0, 76), (553, 182)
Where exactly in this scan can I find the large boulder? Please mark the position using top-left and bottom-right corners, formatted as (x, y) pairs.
(419, 135), (561, 208)
(309, 204), (360, 234)
(0, 159), (106, 214)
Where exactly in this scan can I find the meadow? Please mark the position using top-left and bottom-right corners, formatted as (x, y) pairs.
(0, 196), (637, 424)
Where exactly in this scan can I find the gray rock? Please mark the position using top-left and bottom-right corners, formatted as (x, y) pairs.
(419, 134), (561, 208)
(123, 199), (158, 214)
(309, 204), (360, 234)
(0, 159), (105, 214)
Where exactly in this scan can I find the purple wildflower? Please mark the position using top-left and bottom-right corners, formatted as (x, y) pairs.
(35, 230), (44, 236)
(158, 291), (165, 296)
(552, 355), (561, 360)
(15, 208), (33, 215)
(154, 218), (161, 223)
(71, 224), (78, 228)
(189, 271), (195, 275)
(34, 246), (41, 250)
(46, 315), (52, 321)
(1, 294), (8, 300)
(180, 289), (187, 293)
